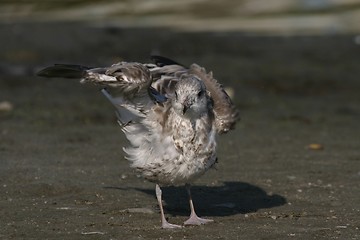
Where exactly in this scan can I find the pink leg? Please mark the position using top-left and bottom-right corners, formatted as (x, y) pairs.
(184, 184), (213, 225)
(155, 184), (182, 229)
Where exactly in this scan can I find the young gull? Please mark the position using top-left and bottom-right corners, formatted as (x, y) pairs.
(38, 56), (239, 228)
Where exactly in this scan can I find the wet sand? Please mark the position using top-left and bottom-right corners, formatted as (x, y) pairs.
(0, 22), (359, 239)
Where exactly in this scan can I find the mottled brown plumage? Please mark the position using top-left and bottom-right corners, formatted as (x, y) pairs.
(37, 56), (239, 228)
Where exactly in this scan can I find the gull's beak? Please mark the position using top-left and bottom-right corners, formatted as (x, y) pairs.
(182, 98), (192, 115)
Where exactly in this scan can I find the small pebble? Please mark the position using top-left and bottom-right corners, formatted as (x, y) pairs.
(308, 143), (324, 150)
(287, 175), (296, 180)
(336, 225), (347, 229)
(121, 174), (128, 179)
(0, 101), (13, 112)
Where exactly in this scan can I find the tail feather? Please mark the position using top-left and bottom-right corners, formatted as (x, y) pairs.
(37, 64), (90, 79)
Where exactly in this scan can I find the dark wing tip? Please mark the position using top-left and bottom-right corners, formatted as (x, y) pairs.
(37, 64), (89, 78)
(150, 55), (185, 67)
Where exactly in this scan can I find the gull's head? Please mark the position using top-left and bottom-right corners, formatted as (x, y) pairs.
(172, 75), (208, 119)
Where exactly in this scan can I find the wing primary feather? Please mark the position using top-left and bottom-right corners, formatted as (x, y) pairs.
(150, 55), (185, 67)
(37, 64), (90, 78)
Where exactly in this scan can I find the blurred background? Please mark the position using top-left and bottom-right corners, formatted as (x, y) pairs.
(1, 1), (360, 239)
(2, 0), (360, 33)
(1, 0), (360, 92)
(2, 0), (360, 68)
(1, 0), (360, 75)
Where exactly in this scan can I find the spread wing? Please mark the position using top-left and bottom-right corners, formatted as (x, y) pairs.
(38, 62), (166, 104)
(149, 56), (239, 133)
(37, 57), (239, 133)
(37, 62), (166, 126)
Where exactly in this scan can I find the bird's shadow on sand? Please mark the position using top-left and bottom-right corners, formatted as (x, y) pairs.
(106, 181), (286, 217)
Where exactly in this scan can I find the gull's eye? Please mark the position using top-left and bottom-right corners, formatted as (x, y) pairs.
(197, 90), (204, 97)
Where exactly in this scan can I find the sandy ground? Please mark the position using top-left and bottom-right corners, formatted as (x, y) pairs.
(0, 22), (360, 239)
